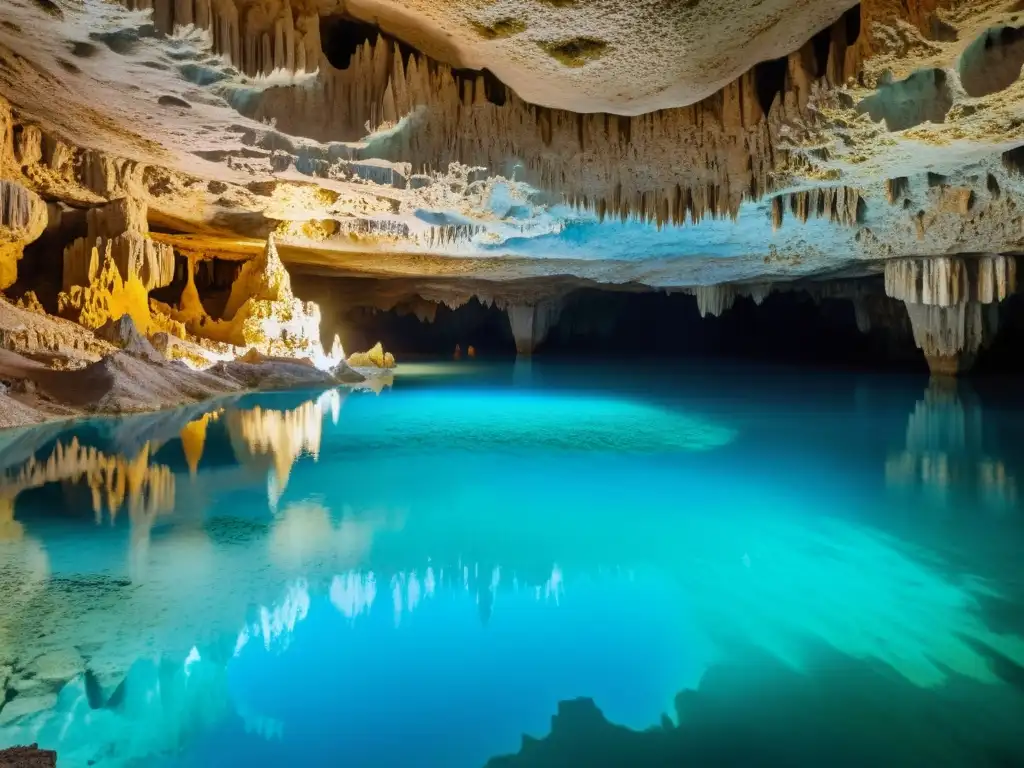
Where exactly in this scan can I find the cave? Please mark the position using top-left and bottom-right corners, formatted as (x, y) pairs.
(2, 1), (1024, 765)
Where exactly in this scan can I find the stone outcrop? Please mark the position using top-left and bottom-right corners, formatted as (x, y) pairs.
(62, 198), (174, 292)
(0, 744), (57, 766)
(347, 342), (396, 369)
(884, 255), (1017, 375)
(0, 181), (47, 289)
(94, 314), (164, 363)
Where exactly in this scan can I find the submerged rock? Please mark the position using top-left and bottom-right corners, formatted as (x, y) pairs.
(0, 744), (57, 767)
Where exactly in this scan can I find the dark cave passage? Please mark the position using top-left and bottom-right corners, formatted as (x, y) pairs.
(291, 275), (934, 372)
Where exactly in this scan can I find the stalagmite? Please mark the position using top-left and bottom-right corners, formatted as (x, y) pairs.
(62, 198), (175, 292)
(58, 240), (179, 335)
(505, 300), (563, 356)
(884, 255), (1017, 375)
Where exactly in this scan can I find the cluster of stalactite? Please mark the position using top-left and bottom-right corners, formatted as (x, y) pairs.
(770, 186), (863, 229)
(0, 438), (174, 524)
(115, 0), (321, 78)
(241, 10), (865, 227)
(884, 254), (1017, 374)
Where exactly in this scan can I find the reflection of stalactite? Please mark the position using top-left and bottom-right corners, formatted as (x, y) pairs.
(885, 381), (1016, 505)
(180, 411), (220, 477)
(0, 437), (174, 523)
(0, 438), (176, 580)
(225, 390), (342, 507)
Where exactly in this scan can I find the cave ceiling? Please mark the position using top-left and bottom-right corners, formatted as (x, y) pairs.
(1, 0), (1024, 293)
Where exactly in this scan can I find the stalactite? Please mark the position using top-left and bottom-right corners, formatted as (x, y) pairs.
(885, 177), (909, 204)
(884, 254), (1017, 374)
(240, 10), (864, 228)
(769, 186), (863, 229)
(505, 299), (563, 356)
(114, 0), (320, 78)
(691, 285), (737, 318)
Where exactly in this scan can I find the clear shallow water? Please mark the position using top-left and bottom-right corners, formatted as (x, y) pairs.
(1, 361), (1023, 767)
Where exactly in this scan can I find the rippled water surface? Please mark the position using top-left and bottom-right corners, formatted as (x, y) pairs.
(1, 361), (1023, 767)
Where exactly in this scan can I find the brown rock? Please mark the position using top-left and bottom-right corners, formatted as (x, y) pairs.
(0, 744), (57, 768)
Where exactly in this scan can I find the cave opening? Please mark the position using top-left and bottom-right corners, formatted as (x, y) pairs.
(754, 57), (788, 117)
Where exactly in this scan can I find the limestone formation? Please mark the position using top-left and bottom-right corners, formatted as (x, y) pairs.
(154, 235), (328, 361)
(58, 240), (182, 337)
(884, 255), (1017, 375)
(0, 181), (46, 289)
(62, 198), (174, 292)
(505, 300), (563, 356)
(691, 285), (737, 319)
(347, 342), (396, 369)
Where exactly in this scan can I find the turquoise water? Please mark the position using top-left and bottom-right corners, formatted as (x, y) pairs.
(1, 361), (1023, 767)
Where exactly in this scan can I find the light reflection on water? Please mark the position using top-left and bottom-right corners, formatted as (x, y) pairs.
(0, 362), (1023, 767)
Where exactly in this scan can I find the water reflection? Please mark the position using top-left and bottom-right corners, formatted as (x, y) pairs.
(886, 378), (1018, 506)
(226, 390), (342, 509)
(0, 368), (1022, 767)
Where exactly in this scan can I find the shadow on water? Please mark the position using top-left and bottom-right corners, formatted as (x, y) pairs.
(486, 642), (1024, 768)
